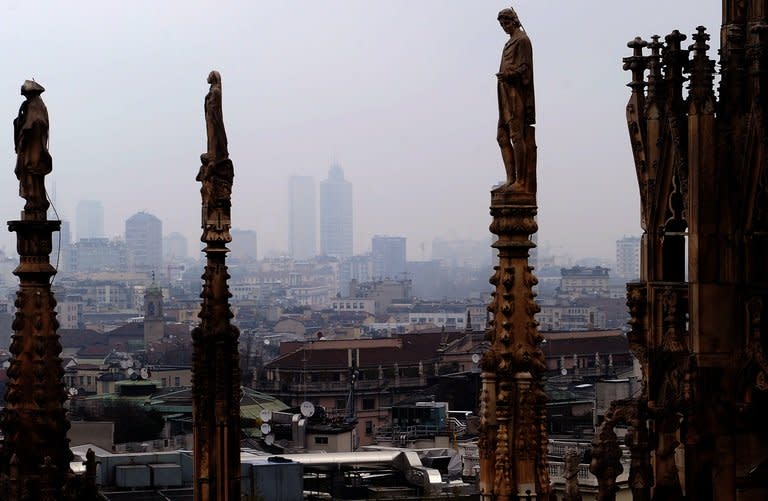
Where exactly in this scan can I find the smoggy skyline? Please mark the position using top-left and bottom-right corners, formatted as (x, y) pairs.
(0, 1), (720, 261)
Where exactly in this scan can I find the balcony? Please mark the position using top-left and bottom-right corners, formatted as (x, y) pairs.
(256, 376), (426, 394)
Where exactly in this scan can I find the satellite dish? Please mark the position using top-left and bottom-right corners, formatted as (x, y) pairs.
(260, 423), (271, 435)
(259, 409), (272, 422)
(300, 401), (315, 418)
(561, 368), (568, 376)
(140, 368), (149, 379)
(2, 361), (9, 369)
(120, 360), (130, 369)
(471, 354), (481, 364)
(126, 368), (135, 377)
(264, 434), (275, 446)
(68, 387), (78, 397)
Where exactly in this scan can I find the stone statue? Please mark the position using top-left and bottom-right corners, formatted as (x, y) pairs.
(563, 448), (582, 501)
(496, 7), (536, 189)
(13, 80), (51, 217)
(197, 71), (234, 242)
(204, 70), (229, 164)
(589, 410), (623, 501)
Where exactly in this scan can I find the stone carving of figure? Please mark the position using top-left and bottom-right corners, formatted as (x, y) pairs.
(13, 80), (52, 217)
(197, 71), (234, 208)
(204, 70), (229, 164)
(563, 448), (582, 501)
(197, 71), (234, 241)
(496, 7), (535, 188)
(589, 411), (623, 501)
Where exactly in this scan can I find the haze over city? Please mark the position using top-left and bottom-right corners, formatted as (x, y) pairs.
(0, 1), (719, 260)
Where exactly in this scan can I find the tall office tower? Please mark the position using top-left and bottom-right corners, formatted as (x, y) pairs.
(319, 164), (353, 258)
(125, 211), (162, 274)
(289, 175), (316, 260)
(76, 199), (104, 241)
(372, 235), (406, 279)
(615, 235), (641, 279)
(229, 229), (258, 262)
(163, 232), (189, 261)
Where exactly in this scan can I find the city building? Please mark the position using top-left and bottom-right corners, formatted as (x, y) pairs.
(259, 332), (462, 446)
(163, 232), (188, 262)
(230, 228), (258, 263)
(289, 175), (316, 260)
(339, 255), (372, 296)
(615, 236), (641, 280)
(144, 282), (165, 346)
(319, 164), (353, 258)
(560, 266), (610, 296)
(67, 238), (129, 273)
(537, 303), (607, 331)
(348, 278), (412, 316)
(125, 211), (162, 274)
(371, 235), (406, 280)
(408, 303), (468, 330)
(76, 199), (105, 241)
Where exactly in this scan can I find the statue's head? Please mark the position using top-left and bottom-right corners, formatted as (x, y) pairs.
(207, 70), (221, 85)
(20, 80), (45, 97)
(497, 7), (521, 33)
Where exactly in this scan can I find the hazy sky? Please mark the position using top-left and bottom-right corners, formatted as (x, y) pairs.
(0, 1), (720, 261)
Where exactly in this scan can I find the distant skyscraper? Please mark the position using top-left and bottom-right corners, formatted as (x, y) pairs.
(230, 229), (258, 262)
(289, 176), (316, 260)
(372, 235), (406, 279)
(163, 232), (188, 261)
(125, 211), (162, 273)
(76, 200), (104, 241)
(319, 164), (353, 258)
(616, 236), (641, 279)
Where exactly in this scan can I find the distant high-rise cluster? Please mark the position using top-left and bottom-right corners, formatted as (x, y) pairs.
(76, 200), (104, 241)
(320, 164), (353, 258)
(615, 236), (640, 280)
(289, 176), (316, 260)
(372, 235), (406, 280)
(125, 211), (162, 274)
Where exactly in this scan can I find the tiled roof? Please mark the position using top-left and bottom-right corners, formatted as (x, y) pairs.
(543, 331), (628, 356)
(59, 328), (104, 349)
(266, 332), (457, 370)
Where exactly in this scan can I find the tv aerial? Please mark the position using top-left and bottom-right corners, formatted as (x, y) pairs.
(259, 409), (272, 422)
(140, 367), (149, 379)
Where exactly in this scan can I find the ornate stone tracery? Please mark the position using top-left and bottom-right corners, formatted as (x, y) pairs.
(0, 81), (99, 500)
(605, 2), (768, 499)
(479, 7), (549, 499)
(192, 71), (242, 501)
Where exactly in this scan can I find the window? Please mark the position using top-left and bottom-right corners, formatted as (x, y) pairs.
(175, 377), (181, 387)
(314, 436), (328, 444)
(365, 421), (374, 436)
(162, 377), (167, 386)
(86, 376), (92, 385)
(362, 398), (376, 410)
(335, 398), (346, 410)
(79, 376), (84, 385)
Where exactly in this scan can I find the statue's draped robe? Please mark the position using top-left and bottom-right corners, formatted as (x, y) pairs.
(498, 30), (536, 127)
(13, 95), (51, 206)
